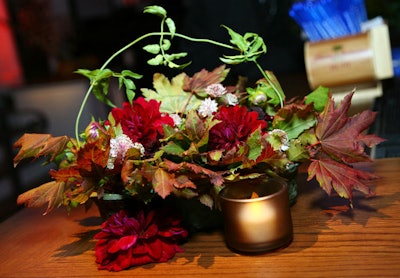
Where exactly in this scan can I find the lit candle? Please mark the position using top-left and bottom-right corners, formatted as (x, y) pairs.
(219, 178), (293, 253)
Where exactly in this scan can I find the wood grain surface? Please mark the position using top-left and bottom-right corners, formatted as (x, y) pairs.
(1, 158), (400, 277)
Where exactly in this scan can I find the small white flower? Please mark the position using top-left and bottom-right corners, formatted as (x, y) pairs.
(225, 93), (238, 106)
(170, 113), (183, 126)
(107, 134), (144, 169)
(131, 142), (145, 157)
(198, 98), (218, 117)
(270, 129), (290, 152)
(205, 83), (227, 97)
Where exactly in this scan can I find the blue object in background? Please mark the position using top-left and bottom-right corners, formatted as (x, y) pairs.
(391, 48), (400, 77)
(289, 0), (368, 42)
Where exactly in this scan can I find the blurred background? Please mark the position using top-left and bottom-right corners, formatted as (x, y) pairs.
(1, 0), (400, 220)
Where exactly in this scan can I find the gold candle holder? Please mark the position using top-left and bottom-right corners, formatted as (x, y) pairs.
(219, 178), (293, 253)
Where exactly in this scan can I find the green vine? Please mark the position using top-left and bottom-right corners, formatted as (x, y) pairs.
(74, 5), (283, 146)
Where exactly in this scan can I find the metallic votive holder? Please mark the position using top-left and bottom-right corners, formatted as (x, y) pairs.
(219, 178), (293, 253)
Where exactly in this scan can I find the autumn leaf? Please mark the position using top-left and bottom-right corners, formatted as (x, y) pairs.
(13, 133), (70, 166)
(76, 141), (109, 173)
(315, 92), (385, 163)
(183, 65), (230, 95)
(308, 158), (377, 204)
(50, 167), (81, 182)
(163, 159), (225, 186)
(153, 168), (175, 198)
(173, 175), (197, 189)
(17, 180), (65, 215)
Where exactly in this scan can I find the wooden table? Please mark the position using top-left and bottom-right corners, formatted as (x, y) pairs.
(1, 158), (400, 277)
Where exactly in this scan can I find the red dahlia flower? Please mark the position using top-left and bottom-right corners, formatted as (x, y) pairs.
(208, 105), (267, 151)
(110, 97), (174, 153)
(94, 209), (188, 271)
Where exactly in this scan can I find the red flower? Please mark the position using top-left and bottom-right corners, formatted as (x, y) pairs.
(209, 105), (267, 151)
(94, 209), (188, 271)
(110, 97), (174, 153)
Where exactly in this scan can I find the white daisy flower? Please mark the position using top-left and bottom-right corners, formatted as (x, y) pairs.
(270, 129), (290, 152)
(205, 83), (227, 97)
(225, 93), (238, 106)
(107, 134), (144, 169)
(198, 98), (218, 117)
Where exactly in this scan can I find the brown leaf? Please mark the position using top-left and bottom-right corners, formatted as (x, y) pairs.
(164, 159), (225, 186)
(183, 65), (229, 93)
(13, 133), (70, 166)
(173, 175), (197, 189)
(17, 180), (65, 215)
(153, 168), (175, 199)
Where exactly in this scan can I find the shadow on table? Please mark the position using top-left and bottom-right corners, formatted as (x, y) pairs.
(53, 216), (103, 257)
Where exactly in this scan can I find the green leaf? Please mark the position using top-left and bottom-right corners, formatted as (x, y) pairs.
(143, 5), (167, 18)
(123, 78), (136, 91)
(162, 141), (186, 155)
(121, 69), (142, 79)
(222, 25), (247, 51)
(246, 129), (263, 161)
(96, 68), (113, 79)
(93, 81), (116, 107)
(126, 88), (135, 104)
(286, 139), (310, 162)
(264, 71), (284, 104)
(161, 39), (171, 51)
(165, 17), (176, 36)
(277, 113), (316, 140)
(147, 54), (163, 66)
(273, 103), (317, 140)
(219, 56), (245, 65)
(305, 86), (330, 112)
(141, 72), (201, 114)
(143, 44), (161, 54)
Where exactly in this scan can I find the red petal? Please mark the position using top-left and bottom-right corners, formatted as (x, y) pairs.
(108, 235), (138, 253)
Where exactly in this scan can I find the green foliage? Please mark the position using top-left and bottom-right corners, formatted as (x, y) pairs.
(305, 86), (329, 112)
(75, 68), (142, 106)
(141, 73), (199, 114)
(219, 25), (267, 64)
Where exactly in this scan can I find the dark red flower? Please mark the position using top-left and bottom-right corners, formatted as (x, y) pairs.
(94, 209), (188, 271)
(208, 105), (267, 151)
(110, 97), (174, 153)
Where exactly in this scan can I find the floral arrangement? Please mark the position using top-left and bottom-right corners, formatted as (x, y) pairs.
(13, 5), (384, 271)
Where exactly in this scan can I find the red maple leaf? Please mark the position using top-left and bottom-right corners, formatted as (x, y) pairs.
(308, 158), (377, 204)
(308, 92), (385, 204)
(315, 92), (385, 163)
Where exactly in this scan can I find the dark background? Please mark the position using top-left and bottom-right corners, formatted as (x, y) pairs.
(5, 0), (400, 91)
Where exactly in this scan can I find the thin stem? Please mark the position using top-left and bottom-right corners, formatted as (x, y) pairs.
(253, 60), (284, 108)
